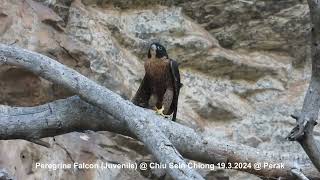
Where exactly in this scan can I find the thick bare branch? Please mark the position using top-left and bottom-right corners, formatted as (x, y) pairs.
(0, 44), (203, 180)
(0, 96), (319, 179)
(287, 0), (320, 171)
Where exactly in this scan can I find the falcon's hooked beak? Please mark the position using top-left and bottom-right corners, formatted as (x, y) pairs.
(150, 44), (157, 58)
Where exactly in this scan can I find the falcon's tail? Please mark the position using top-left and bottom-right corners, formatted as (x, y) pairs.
(169, 59), (182, 121)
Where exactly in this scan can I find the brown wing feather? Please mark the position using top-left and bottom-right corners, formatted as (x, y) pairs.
(132, 75), (151, 108)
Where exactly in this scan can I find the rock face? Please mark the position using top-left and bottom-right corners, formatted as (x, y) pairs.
(0, 0), (315, 179)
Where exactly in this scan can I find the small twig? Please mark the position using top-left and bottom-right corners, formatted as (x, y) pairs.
(291, 169), (309, 180)
(238, 0), (254, 5)
(290, 110), (301, 121)
(8, 40), (18, 46)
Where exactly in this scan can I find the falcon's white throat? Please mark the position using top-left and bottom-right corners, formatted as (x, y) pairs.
(150, 44), (157, 58)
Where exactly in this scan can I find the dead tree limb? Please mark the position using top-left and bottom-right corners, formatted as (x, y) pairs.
(292, 169), (310, 180)
(0, 96), (320, 179)
(0, 168), (14, 180)
(286, 0), (320, 172)
(0, 44), (203, 180)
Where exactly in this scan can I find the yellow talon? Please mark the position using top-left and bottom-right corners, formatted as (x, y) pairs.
(155, 106), (170, 118)
(155, 106), (164, 115)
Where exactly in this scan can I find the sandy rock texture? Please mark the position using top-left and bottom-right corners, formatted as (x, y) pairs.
(0, 0), (315, 179)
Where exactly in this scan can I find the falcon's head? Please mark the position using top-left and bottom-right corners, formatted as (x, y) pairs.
(148, 43), (168, 59)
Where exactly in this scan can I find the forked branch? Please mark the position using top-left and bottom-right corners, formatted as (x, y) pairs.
(0, 97), (319, 179)
(286, 0), (320, 172)
(0, 43), (203, 180)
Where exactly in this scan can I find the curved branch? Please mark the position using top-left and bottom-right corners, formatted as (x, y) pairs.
(0, 96), (319, 179)
(0, 44), (203, 180)
(287, 0), (320, 172)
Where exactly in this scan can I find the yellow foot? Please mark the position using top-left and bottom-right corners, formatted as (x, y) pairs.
(155, 106), (170, 118)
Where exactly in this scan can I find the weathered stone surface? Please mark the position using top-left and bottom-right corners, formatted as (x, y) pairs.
(0, 132), (149, 180)
(0, 0), (315, 179)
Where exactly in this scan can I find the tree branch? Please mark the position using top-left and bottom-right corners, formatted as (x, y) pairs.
(292, 169), (310, 180)
(0, 168), (14, 180)
(286, 0), (320, 172)
(0, 44), (203, 180)
(0, 96), (319, 179)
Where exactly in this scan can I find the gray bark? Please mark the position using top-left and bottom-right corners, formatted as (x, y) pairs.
(286, 0), (320, 172)
(0, 44), (203, 180)
(0, 96), (320, 179)
(292, 169), (310, 180)
(0, 169), (15, 180)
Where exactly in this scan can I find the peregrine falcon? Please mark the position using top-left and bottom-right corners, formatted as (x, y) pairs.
(132, 43), (182, 121)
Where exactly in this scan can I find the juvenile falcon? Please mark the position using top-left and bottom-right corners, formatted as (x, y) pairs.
(132, 43), (182, 121)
